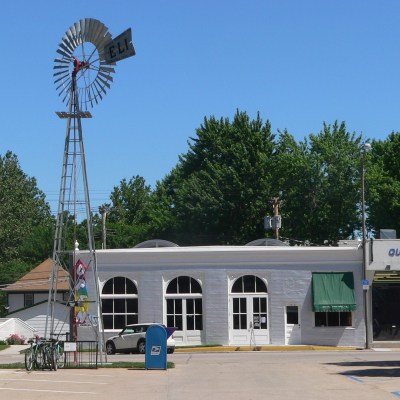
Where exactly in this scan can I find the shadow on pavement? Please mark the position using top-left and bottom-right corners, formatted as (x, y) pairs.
(325, 360), (400, 378)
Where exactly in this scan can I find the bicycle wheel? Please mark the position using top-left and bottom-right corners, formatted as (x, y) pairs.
(55, 344), (65, 368)
(24, 348), (34, 371)
(51, 347), (57, 371)
(35, 347), (45, 369)
(45, 347), (53, 371)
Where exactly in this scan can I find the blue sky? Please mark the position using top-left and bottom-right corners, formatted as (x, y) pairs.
(2, 1), (400, 216)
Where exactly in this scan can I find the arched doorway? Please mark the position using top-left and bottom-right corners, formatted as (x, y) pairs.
(165, 276), (203, 345)
(230, 275), (269, 345)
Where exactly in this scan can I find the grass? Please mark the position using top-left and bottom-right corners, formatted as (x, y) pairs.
(0, 361), (174, 369)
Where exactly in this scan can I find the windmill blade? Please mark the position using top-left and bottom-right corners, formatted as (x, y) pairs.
(54, 18), (119, 108)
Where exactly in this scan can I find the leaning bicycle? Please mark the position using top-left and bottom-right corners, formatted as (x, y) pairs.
(25, 337), (57, 371)
(51, 337), (65, 369)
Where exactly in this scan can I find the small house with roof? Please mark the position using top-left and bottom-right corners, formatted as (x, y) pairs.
(2, 258), (70, 338)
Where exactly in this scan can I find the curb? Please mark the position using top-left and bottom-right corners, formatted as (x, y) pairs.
(174, 345), (361, 353)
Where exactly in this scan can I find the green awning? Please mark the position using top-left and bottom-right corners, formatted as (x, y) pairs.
(312, 272), (356, 312)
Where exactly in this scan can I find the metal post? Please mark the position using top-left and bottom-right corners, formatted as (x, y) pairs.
(362, 142), (372, 349)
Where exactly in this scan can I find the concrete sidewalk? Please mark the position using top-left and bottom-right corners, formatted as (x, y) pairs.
(0, 345), (29, 355)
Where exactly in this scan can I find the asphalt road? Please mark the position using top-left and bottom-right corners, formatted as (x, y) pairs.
(1, 349), (400, 399)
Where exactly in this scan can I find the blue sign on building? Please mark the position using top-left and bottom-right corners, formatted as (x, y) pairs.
(145, 324), (167, 370)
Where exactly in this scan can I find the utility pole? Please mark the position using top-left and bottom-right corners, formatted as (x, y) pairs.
(99, 205), (108, 249)
(264, 197), (282, 239)
(362, 142), (372, 349)
(271, 197), (281, 240)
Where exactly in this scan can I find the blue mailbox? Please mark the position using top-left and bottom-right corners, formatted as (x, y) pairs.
(145, 324), (167, 370)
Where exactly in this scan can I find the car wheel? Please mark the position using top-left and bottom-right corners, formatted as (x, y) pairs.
(137, 340), (146, 354)
(106, 342), (116, 355)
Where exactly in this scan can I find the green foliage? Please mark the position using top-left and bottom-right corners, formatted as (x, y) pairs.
(0, 151), (52, 261)
(276, 122), (362, 244)
(108, 175), (152, 225)
(367, 132), (400, 235)
(151, 110), (275, 244)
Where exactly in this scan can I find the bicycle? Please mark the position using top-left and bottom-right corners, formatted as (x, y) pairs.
(25, 337), (57, 371)
(52, 337), (65, 369)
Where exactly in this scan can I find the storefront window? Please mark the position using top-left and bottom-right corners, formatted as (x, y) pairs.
(315, 311), (352, 327)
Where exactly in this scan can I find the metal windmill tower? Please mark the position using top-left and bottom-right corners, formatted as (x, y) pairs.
(45, 19), (135, 354)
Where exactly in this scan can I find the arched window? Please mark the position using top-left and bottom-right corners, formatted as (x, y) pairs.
(230, 275), (268, 332)
(101, 277), (138, 330)
(231, 275), (268, 293)
(165, 276), (203, 332)
(166, 276), (202, 294)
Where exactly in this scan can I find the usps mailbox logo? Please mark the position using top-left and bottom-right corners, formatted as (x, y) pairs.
(151, 345), (161, 356)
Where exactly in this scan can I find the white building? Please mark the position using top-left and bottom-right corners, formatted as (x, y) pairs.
(8, 239), (400, 348)
(77, 242), (365, 348)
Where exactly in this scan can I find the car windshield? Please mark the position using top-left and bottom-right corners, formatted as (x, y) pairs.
(121, 327), (134, 334)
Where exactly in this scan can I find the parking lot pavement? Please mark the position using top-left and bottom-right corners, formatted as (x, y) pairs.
(1, 350), (400, 399)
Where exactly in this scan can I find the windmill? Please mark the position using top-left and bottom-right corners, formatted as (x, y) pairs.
(45, 19), (135, 359)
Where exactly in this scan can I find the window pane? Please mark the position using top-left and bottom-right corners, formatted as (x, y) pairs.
(114, 299), (125, 313)
(114, 277), (126, 294)
(287, 306), (299, 325)
(166, 299), (174, 314)
(175, 299), (182, 314)
(187, 315), (194, 330)
(25, 293), (34, 307)
(127, 314), (138, 325)
(167, 278), (178, 294)
(327, 312), (340, 326)
(126, 279), (137, 294)
(195, 299), (202, 314)
(187, 299), (194, 315)
(191, 279), (202, 293)
(232, 278), (243, 293)
(178, 276), (190, 293)
(126, 299), (137, 313)
(260, 298), (267, 313)
(233, 298), (240, 313)
(315, 312), (326, 327)
(102, 280), (113, 294)
(233, 314), (240, 329)
(240, 314), (247, 329)
(175, 315), (183, 330)
(102, 299), (113, 313)
(253, 298), (260, 313)
(244, 276), (256, 293)
(114, 315), (125, 329)
(240, 297), (246, 313)
(255, 277), (268, 293)
(167, 316), (175, 327)
(261, 315), (267, 329)
(340, 312), (352, 326)
(195, 315), (203, 330)
(103, 315), (113, 329)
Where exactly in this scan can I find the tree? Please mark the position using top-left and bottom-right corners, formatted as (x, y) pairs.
(108, 175), (152, 225)
(0, 151), (52, 261)
(275, 122), (362, 244)
(153, 110), (276, 245)
(101, 175), (152, 247)
(367, 132), (400, 236)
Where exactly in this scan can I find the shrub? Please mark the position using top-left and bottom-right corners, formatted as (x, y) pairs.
(5, 334), (26, 345)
